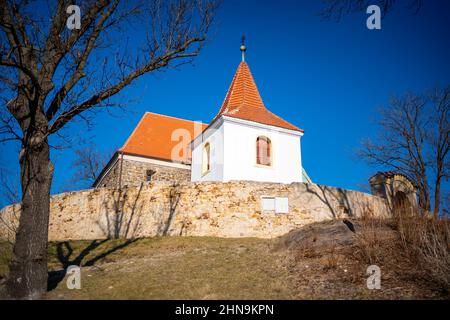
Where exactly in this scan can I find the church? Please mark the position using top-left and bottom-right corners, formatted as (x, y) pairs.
(93, 44), (311, 188)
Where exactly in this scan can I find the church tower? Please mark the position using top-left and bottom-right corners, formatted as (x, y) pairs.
(191, 42), (305, 184)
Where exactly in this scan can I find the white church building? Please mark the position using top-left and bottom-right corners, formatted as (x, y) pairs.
(94, 44), (310, 189)
(191, 52), (305, 183)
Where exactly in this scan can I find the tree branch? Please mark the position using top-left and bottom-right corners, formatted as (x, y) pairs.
(48, 37), (204, 134)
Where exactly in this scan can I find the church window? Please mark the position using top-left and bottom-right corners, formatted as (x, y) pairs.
(256, 136), (271, 166)
(146, 169), (156, 182)
(202, 142), (211, 175)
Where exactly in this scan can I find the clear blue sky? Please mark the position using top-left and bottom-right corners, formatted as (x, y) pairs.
(1, 0), (449, 206)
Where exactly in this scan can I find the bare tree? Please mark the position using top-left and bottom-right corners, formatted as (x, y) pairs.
(320, 0), (423, 21)
(70, 145), (109, 188)
(0, 0), (216, 298)
(428, 88), (450, 218)
(358, 86), (449, 218)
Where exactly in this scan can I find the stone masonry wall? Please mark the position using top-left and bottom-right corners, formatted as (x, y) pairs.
(0, 181), (389, 242)
(120, 159), (190, 187)
(98, 159), (191, 188)
(98, 160), (120, 188)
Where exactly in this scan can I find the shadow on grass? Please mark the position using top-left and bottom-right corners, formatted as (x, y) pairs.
(47, 182), (182, 291)
(47, 238), (138, 291)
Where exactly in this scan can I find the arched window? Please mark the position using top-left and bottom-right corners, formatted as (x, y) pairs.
(202, 142), (211, 174)
(256, 136), (271, 166)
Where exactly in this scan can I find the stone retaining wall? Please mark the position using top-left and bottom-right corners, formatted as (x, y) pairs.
(0, 181), (389, 242)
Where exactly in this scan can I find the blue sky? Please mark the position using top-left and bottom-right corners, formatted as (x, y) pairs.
(1, 0), (449, 206)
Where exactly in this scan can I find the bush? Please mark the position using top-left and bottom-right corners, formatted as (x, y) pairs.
(353, 202), (450, 294)
(393, 205), (450, 291)
(354, 206), (396, 265)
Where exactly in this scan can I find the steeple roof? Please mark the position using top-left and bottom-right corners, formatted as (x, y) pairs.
(212, 61), (303, 133)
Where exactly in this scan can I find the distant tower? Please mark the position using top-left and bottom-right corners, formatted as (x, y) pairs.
(240, 35), (246, 62)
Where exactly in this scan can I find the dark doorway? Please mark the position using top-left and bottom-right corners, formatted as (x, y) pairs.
(393, 191), (412, 213)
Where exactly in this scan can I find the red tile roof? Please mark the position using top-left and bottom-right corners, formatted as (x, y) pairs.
(120, 112), (207, 163)
(118, 62), (301, 161)
(212, 62), (303, 133)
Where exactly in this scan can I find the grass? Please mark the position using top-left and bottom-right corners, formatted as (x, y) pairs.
(1, 237), (296, 300)
(0, 241), (12, 279)
(0, 219), (448, 300)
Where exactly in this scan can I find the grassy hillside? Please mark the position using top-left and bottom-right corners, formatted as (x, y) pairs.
(0, 219), (448, 299)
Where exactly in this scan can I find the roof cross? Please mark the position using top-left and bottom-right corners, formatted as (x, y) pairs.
(240, 35), (247, 62)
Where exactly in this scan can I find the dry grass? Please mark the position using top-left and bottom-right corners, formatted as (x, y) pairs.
(393, 206), (450, 291)
(353, 207), (398, 265)
(281, 218), (448, 299)
(353, 204), (450, 295)
(323, 243), (339, 271)
(0, 216), (448, 300)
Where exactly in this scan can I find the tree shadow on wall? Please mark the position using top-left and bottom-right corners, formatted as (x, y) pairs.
(99, 182), (145, 239)
(47, 182), (185, 291)
(47, 184), (146, 291)
(158, 183), (182, 236)
(102, 182), (182, 237)
(305, 184), (354, 219)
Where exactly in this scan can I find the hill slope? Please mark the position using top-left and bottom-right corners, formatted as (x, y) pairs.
(0, 219), (447, 299)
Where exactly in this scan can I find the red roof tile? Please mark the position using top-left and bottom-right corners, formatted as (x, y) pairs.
(120, 112), (207, 163)
(212, 62), (303, 133)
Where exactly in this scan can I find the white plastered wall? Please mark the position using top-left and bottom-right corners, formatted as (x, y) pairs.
(191, 116), (303, 184)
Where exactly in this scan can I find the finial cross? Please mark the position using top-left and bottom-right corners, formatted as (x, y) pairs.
(240, 35), (247, 62)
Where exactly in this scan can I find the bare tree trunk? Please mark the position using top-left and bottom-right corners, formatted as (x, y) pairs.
(420, 174), (431, 212)
(6, 132), (53, 299)
(415, 171), (430, 213)
(0, 0), (215, 299)
(434, 177), (441, 219)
